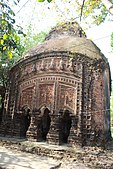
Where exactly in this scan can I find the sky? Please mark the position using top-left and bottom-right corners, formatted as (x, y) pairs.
(13, 0), (113, 80)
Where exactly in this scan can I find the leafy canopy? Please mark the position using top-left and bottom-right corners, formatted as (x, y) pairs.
(37, 0), (110, 25)
(0, 0), (25, 60)
(37, 0), (113, 50)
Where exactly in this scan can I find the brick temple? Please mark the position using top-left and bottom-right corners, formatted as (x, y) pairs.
(0, 22), (111, 146)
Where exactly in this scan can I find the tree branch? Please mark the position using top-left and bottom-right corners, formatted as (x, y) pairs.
(80, 0), (86, 21)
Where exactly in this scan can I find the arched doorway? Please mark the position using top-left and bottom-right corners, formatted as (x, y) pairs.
(21, 106), (31, 138)
(60, 110), (72, 144)
(40, 108), (51, 141)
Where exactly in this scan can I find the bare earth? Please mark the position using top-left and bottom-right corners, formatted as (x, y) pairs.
(0, 146), (59, 169)
(0, 137), (113, 169)
(0, 145), (90, 169)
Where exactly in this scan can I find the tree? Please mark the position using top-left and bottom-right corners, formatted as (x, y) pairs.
(0, 0), (25, 91)
(0, 0), (24, 117)
(38, 0), (113, 25)
(22, 28), (48, 54)
(0, 28), (47, 116)
(0, 1), (47, 86)
(0, 0), (48, 118)
(37, 0), (113, 52)
(0, 0), (25, 60)
(0, 0), (25, 114)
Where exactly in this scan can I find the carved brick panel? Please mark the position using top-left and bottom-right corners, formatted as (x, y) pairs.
(58, 84), (77, 112)
(38, 84), (54, 108)
(19, 86), (34, 109)
(20, 57), (83, 78)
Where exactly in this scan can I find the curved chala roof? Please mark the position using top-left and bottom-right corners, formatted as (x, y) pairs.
(20, 21), (108, 63)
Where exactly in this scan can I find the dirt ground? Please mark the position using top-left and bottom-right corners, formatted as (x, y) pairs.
(0, 137), (113, 169)
(0, 146), (60, 169)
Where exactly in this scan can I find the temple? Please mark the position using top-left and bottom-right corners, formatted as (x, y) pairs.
(0, 22), (111, 146)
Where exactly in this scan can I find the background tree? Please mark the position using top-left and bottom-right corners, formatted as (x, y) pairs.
(0, 0), (24, 116)
(0, 0), (25, 59)
(0, 0), (47, 120)
(22, 25), (48, 54)
(37, 0), (113, 25)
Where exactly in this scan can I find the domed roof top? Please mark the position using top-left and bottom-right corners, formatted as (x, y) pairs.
(20, 21), (107, 63)
(45, 21), (86, 40)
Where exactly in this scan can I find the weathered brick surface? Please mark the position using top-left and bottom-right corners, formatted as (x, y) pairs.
(0, 22), (111, 147)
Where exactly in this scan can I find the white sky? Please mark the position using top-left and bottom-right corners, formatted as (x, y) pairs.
(13, 0), (113, 80)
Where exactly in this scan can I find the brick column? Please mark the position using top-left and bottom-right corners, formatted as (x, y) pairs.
(47, 114), (60, 145)
(26, 115), (37, 141)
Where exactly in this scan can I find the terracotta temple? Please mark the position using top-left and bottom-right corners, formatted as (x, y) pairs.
(0, 22), (111, 146)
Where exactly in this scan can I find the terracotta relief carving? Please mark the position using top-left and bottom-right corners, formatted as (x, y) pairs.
(32, 63), (36, 72)
(58, 84), (76, 111)
(20, 57), (83, 78)
(39, 84), (54, 108)
(49, 58), (55, 70)
(0, 22), (111, 147)
(40, 60), (45, 71)
(73, 62), (82, 76)
(21, 67), (27, 76)
(25, 64), (34, 74)
(19, 86), (34, 109)
(68, 60), (73, 72)
(59, 59), (64, 70)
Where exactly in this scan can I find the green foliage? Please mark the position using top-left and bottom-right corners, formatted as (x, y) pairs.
(0, 0), (25, 60)
(38, 0), (108, 25)
(0, 30), (47, 87)
(0, 28), (47, 87)
(38, 0), (45, 2)
(22, 29), (48, 55)
(0, 0), (26, 92)
(0, 0), (47, 111)
(37, 0), (52, 3)
(70, 0), (108, 25)
(0, 54), (18, 88)
(0, 0), (47, 88)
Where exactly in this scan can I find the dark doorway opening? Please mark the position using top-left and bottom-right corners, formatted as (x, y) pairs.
(0, 91), (5, 125)
(22, 107), (31, 138)
(60, 110), (72, 144)
(41, 108), (51, 141)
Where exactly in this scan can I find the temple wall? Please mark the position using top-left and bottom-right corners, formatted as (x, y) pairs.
(0, 53), (111, 146)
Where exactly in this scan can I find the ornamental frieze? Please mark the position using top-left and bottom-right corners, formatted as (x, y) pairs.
(20, 57), (83, 78)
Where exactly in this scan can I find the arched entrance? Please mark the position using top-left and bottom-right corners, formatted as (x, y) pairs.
(60, 110), (72, 144)
(21, 106), (31, 138)
(40, 108), (51, 141)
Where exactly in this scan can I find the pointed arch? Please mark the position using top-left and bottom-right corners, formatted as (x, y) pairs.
(38, 106), (51, 141)
(59, 109), (72, 144)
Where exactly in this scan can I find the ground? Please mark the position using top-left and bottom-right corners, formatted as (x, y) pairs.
(0, 137), (113, 169)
